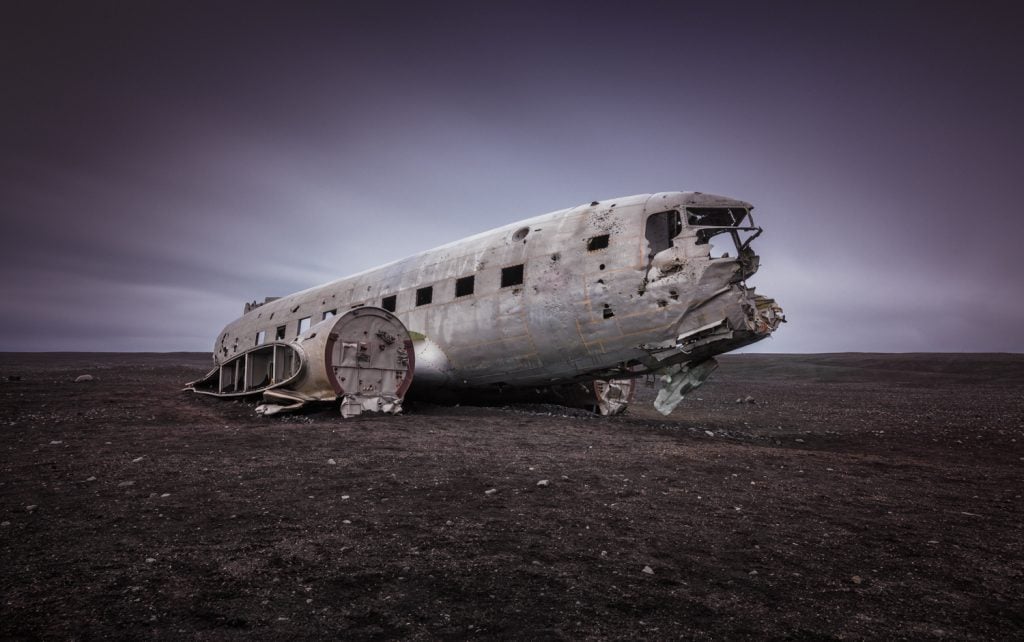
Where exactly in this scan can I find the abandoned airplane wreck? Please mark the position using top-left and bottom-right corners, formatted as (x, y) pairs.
(186, 192), (785, 416)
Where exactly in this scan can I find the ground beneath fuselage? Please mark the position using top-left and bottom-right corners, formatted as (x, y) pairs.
(0, 352), (1022, 638)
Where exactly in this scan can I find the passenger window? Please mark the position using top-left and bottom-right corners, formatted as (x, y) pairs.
(587, 234), (609, 251)
(255, 330), (266, 346)
(416, 286), (433, 306)
(455, 275), (475, 298)
(501, 264), (524, 287)
(381, 295), (397, 312)
(275, 325), (286, 340)
(297, 317), (311, 334)
(322, 309), (336, 320)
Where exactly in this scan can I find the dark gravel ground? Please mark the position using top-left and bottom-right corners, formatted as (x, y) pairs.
(1, 352), (1022, 639)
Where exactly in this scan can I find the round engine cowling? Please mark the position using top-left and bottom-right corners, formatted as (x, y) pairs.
(258, 306), (414, 416)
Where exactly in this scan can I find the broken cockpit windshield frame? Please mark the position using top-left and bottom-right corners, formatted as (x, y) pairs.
(686, 207), (762, 260)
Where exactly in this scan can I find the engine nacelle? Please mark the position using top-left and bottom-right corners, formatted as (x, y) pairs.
(186, 307), (414, 417)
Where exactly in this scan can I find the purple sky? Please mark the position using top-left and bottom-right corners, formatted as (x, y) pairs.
(2, 1), (1022, 352)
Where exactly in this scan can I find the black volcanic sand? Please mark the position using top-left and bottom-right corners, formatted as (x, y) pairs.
(1, 352), (1022, 639)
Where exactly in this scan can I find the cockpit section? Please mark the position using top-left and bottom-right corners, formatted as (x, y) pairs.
(644, 204), (763, 282)
(637, 195), (784, 414)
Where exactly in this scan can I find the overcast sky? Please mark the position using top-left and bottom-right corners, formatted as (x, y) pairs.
(2, 1), (1022, 352)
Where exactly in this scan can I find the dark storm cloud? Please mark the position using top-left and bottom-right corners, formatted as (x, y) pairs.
(2, 1), (1022, 351)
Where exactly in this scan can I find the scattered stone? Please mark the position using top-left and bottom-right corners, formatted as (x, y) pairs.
(74, 374), (94, 383)
(49, 440), (62, 445)
(131, 457), (144, 463)
(342, 519), (351, 524)
(642, 565), (655, 575)
(26, 505), (37, 512)
(484, 488), (498, 495)
(1, 521), (9, 527)
(85, 476), (96, 482)
(341, 495), (350, 500)
(536, 479), (550, 487)
(160, 493), (170, 498)
(795, 438), (805, 443)
(561, 475), (569, 480)
(445, 520), (453, 526)
(851, 575), (863, 585)
(145, 558), (156, 563)
(327, 458), (337, 465)
(704, 430), (714, 437)
(600, 550), (608, 557)
(749, 570), (758, 575)
(118, 480), (135, 487)
(744, 395), (756, 404)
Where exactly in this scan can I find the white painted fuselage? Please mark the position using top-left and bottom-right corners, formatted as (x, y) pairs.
(211, 192), (784, 398)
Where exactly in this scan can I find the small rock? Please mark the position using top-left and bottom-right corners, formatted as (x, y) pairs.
(484, 488), (497, 495)
(744, 395), (755, 404)
(131, 457), (143, 463)
(145, 557), (156, 563)
(642, 565), (654, 575)
(536, 479), (550, 487)
(704, 430), (714, 437)
(327, 458), (337, 465)
(600, 550), (608, 557)
(85, 476), (96, 482)
(851, 575), (863, 585)
(160, 493), (170, 498)
(735, 398), (743, 404)
(74, 374), (94, 383)
(342, 519), (351, 524)
(26, 505), (37, 512)
(1, 521), (10, 527)
(118, 480), (135, 487)
(795, 438), (805, 443)
(445, 520), (453, 526)
(49, 440), (62, 445)
(749, 570), (758, 575)
(560, 475), (569, 480)
(341, 495), (350, 500)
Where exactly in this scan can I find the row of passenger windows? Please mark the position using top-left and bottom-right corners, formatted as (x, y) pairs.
(254, 263), (526, 346)
(394, 264), (524, 312)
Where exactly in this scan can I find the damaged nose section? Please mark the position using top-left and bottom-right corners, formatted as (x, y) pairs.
(648, 291), (785, 415)
(639, 200), (786, 414)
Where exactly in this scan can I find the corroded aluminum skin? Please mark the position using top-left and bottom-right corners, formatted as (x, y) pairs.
(212, 192), (783, 397)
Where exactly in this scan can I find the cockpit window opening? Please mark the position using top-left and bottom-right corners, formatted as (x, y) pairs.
(644, 210), (682, 260)
(686, 207), (748, 227)
(698, 229), (737, 259)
